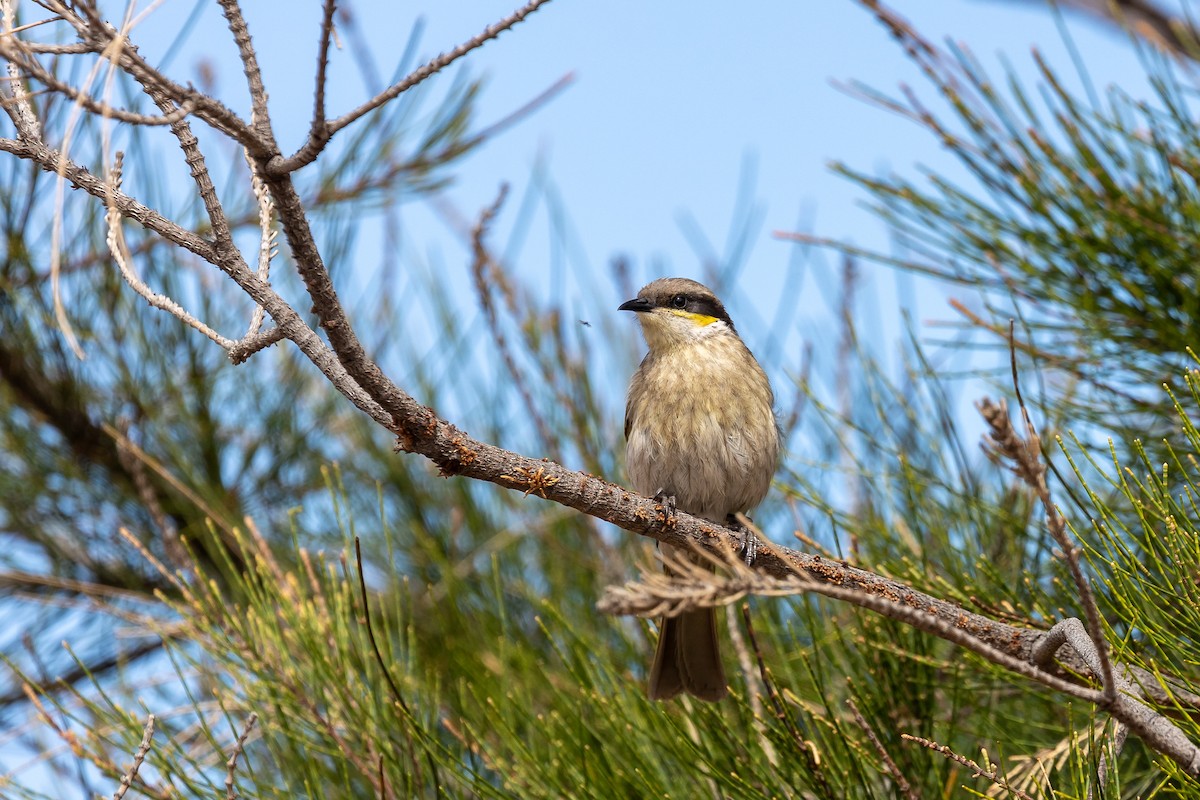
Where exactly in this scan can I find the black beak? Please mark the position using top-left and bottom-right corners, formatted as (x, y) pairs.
(618, 297), (653, 313)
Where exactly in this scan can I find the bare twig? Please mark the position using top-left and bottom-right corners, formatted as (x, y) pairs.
(847, 696), (918, 800)
(105, 153), (237, 349)
(902, 734), (1035, 800)
(985, 322), (1115, 701)
(470, 185), (558, 455)
(269, 0), (555, 174)
(740, 604), (832, 796)
(242, 150), (278, 339)
(353, 537), (412, 717)
(1, 44), (195, 125)
(4, 116), (383, 420)
(105, 426), (234, 538)
(19, 41), (91, 54)
(224, 713), (257, 800)
(309, 0), (338, 149)
(727, 603), (774, 764)
(52, 1), (260, 149)
(113, 713), (155, 800)
(0, 0), (40, 138)
(228, 327), (286, 364)
(113, 420), (182, 565)
(216, 0), (273, 140)
(0, 135), (217, 260)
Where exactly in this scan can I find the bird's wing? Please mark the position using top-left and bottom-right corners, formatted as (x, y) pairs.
(624, 356), (648, 441)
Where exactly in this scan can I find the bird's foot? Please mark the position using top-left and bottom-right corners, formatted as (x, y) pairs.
(652, 489), (677, 525)
(727, 514), (758, 566)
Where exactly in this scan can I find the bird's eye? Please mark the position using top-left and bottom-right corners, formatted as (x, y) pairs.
(671, 294), (687, 309)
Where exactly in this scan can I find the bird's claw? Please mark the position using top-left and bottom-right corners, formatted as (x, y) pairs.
(652, 489), (677, 522)
(727, 514), (758, 566)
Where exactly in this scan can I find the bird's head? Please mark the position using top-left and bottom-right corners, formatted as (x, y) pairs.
(619, 277), (736, 351)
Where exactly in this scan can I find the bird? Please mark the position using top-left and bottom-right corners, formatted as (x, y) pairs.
(620, 277), (779, 701)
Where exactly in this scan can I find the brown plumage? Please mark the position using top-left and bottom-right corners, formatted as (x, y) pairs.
(620, 277), (779, 701)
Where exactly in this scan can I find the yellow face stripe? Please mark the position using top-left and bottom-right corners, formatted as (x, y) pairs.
(666, 309), (719, 326)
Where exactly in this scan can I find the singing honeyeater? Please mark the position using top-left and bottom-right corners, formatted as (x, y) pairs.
(621, 277), (779, 701)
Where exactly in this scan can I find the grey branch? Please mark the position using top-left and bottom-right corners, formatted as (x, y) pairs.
(269, 0), (556, 175)
(112, 713), (155, 800)
(600, 558), (1200, 777)
(224, 712), (258, 800)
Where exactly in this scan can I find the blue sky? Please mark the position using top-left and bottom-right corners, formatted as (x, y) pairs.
(205, 0), (1150, 377)
(136, 1), (1152, 340)
(295, 2), (1148, 428)
(121, 0), (1160, 476)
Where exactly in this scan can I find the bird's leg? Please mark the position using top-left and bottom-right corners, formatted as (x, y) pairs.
(726, 514), (758, 566)
(652, 488), (677, 523)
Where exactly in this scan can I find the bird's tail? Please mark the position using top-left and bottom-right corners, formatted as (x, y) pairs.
(647, 607), (727, 702)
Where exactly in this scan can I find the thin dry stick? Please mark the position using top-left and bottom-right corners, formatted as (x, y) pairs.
(901, 734), (1034, 800)
(242, 149), (278, 338)
(104, 153), (236, 349)
(469, 184), (558, 455)
(0, 135), (217, 258)
(835, 255), (861, 558)
(48, 24), (120, 360)
(1, 46), (194, 125)
(46, 0), (167, 360)
(605, 553), (1200, 776)
(216, 0), (272, 141)
(104, 424), (234, 536)
(24, 84), (390, 413)
(309, 0), (337, 146)
(0, 0), (41, 139)
(113, 422), (182, 565)
(740, 604), (833, 798)
(353, 538), (412, 717)
(1002, 321), (1116, 701)
(144, 88), (238, 254)
(224, 712), (258, 800)
(0, 14), (57, 37)
(270, 0), (556, 174)
(52, 1), (258, 147)
(604, 561), (1108, 704)
(846, 696), (918, 800)
(113, 713), (155, 800)
(728, 602), (776, 766)
(6, 13), (372, 394)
